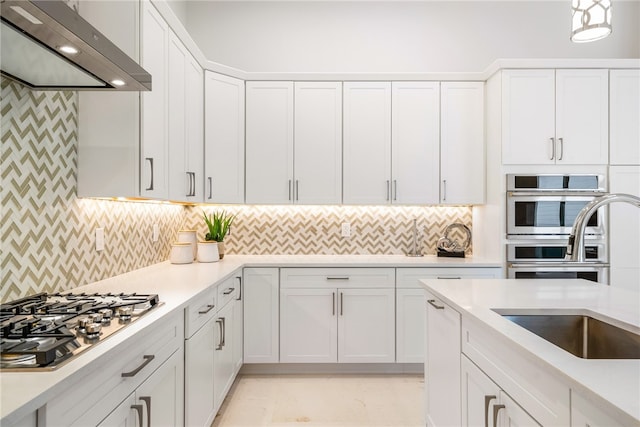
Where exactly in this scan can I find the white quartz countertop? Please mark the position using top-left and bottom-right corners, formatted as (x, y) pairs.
(0, 254), (500, 424)
(420, 278), (640, 424)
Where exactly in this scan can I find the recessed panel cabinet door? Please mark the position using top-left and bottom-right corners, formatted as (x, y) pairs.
(167, 33), (187, 202)
(245, 81), (294, 204)
(280, 288), (338, 363)
(140, 1), (169, 199)
(501, 70), (556, 165)
(243, 268), (280, 363)
(462, 356), (501, 427)
(609, 70), (639, 165)
(294, 82), (343, 204)
(204, 72), (245, 203)
(185, 320), (216, 427)
(343, 82), (392, 205)
(391, 82), (440, 205)
(337, 288), (395, 363)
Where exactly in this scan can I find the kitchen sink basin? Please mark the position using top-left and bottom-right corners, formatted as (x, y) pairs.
(492, 310), (640, 359)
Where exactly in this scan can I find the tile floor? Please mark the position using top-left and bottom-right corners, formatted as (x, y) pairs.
(211, 374), (425, 427)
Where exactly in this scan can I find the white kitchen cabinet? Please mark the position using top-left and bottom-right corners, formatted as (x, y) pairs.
(462, 355), (540, 427)
(609, 166), (640, 290)
(140, 0), (169, 199)
(204, 72), (245, 203)
(243, 268), (280, 363)
(280, 268), (396, 363)
(391, 82), (440, 204)
(77, 0), (140, 198)
(245, 81), (294, 204)
(424, 290), (461, 427)
(610, 70), (640, 165)
(343, 82), (392, 204)
(502, 69), (608, 165)
(232, 275), (244, 374)
(167, 32), (203, 203)
(245, 81), (342, 204)
(396, 268), (502, 364)
(294, 82), (343, 204)
(214, 298), (236, 411)
(440, 82), (485, 204)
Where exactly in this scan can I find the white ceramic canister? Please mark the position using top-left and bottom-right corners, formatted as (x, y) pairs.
(197, 241), (220, 263)
(169, 242), (193, 264)
(177, 229), (197, 260)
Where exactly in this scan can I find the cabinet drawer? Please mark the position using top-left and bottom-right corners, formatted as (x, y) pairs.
(462, 317), (570, 427)
(46, 310), (184, 426)
(185, 287), (217, 338)
(397, 267), (502, 288)
(281, 268), (395, 289)
(217, 275), (240, 308)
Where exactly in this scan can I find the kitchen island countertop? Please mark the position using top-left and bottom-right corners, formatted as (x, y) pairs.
(420, 277), (640, 424)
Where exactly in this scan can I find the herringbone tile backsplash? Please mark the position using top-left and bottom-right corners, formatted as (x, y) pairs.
(1, 78), (471, 303)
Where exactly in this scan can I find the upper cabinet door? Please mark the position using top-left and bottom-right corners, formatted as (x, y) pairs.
(610, 70), (640, 165)
(204, 72), (245, 203)
(167, 33), (187, 202)
(185, 54), (204, 203)
(294, 82), (343, 205)
(245, 81), (295, 204)
(555, 69), (608, 165)
(501, 69), (556, 165)
(391, 82), (440, 205)
(343, 82), (392, 205)
(140, 1), (169, 199)
(441, 82), (485, 204)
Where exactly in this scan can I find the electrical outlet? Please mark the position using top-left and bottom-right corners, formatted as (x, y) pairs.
(341, 222), (351, 238)
(95, 228), (104, 252)
(152, 224), (159, 242)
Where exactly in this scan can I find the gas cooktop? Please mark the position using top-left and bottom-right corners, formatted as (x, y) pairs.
(0, 292), (160, 371)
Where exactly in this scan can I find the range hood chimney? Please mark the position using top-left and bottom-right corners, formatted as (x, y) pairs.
(0, 0), (151, 91)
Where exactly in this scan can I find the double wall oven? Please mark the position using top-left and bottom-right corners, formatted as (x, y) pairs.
(506, 174), (609, 284)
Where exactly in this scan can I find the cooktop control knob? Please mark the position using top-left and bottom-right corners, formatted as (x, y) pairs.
(85, 322), (102, 339)
(117, 306), (133, 320)
(77, 316), (89, 332)
(98, 308), (113, 321)
(89, 313), (103, 324)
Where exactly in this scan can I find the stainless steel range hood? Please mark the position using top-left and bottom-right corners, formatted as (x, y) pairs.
(0, 0), (151, 91)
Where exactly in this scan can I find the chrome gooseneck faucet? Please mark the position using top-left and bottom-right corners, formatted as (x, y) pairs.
(406, 219), (424, 257)
(566, 193), (640, 262)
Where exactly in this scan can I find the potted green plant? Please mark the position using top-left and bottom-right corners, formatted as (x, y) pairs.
(202, 210), (236, 259)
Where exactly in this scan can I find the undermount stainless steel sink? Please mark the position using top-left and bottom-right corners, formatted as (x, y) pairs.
(492, 310), (640, 360)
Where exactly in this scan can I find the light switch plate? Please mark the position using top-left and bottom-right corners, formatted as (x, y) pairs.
(152, 224), (159, 242)
(95, 228), (104, 252)
(341, 222), (351, 238)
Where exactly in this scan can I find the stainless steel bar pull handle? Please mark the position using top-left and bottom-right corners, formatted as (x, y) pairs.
(340, 292), (344, 316)
(492, 404), (506, 427)
(198, 304), (215, 315)
(295, 180), (299, 201)
(386, 180), (390, 201)
(145, 158), (154, 191)
(236, 276), (242, 301)
(558, 137), (564, 160)
(549, 137), (555, 160)
(326, 276), (350, 281)
(221, 317), (226, 347)
(208, 177), (213, 199)
(332, 292), (336, 316)
(393, 180), (397, 201)
(484, 395), (497, 427)
(216, 318), (224, 350)
(437, 276), (461, 279)
(139, 396), (151, 427)
(223, 287), (235, 295)
(131, 404), (144, 427)
(288, 180), (292, 201)
(427, 299), (445, 310)
(442, 180), (447, 201)
(121, 355), (155, 377)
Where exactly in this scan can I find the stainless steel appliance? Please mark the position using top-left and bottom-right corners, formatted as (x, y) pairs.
(0, 292), (160, 371)
(506, 174), (609, 284)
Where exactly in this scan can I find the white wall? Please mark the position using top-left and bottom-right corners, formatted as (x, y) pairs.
(184, 1), (640, 73)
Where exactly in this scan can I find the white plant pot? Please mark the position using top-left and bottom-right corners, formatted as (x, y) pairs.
(197, 241), (220, 263)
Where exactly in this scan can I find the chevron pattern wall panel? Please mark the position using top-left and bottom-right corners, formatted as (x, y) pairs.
(186, 205), (472, 255)
(0, 80), (186, 302)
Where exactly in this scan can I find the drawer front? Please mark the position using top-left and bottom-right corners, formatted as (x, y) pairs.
(46, 310), (184, 426)
(396, 267), (502, 288)
(217, 275), (240, 308)
(185, 287), (217, 338)
(281, 268), (395, 289)
(462, 318), (570, 427)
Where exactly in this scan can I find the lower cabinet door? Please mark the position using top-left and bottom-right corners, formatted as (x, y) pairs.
(396, 288), (425, 363)
(98, 393), (139, 427)
(214, 302), (236, 411)
(338, 288), (395, 363)
(280, 288), (337, 363)
(136, 348), (185, 427)
(462, 355), (501, 427)
(232, 284), (244, 373)
(185, 320), (216, 427)
(243, 268), (279, 363)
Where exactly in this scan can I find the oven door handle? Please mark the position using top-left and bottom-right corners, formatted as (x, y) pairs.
(508, 262), (610, 268)
(507, 191), (607, 197)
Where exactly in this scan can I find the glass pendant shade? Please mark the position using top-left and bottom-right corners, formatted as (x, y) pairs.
(571, 0), (612, 42)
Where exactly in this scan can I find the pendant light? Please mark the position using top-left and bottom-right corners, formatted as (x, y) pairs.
(571, 0), (612, 42)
